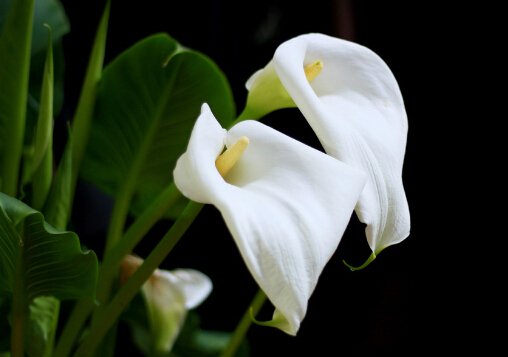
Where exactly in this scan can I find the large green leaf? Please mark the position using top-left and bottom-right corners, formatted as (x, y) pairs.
(14, 128), (74, 357)
(80, 33), (235, 219)
(0, 192), (98, 301)
(24, 127), (74, 357)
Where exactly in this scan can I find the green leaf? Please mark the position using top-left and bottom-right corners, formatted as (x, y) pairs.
(0, 191), (98, 302)
(42, 125), (72, 231)
(80, 33), (235, 219)
(30, 0), (69, 54)
(70, 0), (110, 206)
(25, 296), (59, 357)
(172, 312), (250, 357)
(0, 0), (35, 197)
(26, 125), (73, 357)
(0, 0), (70, 54)
(29, 25), (53, 212)
(1, 0), (70, 161)
(31, 25), (53, 173)
(124, 301), (249, 357)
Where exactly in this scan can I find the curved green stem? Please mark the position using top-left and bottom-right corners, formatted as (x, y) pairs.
(72, 201), (204, 357)
(219, 289), (267, 357)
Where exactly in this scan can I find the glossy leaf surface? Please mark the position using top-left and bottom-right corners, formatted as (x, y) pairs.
(80, 33), (235, 218)
(0, 192), (98, 302)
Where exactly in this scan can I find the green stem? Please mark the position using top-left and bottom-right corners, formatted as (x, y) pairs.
(11, 226), (27, 357)
(53, 298), (93, 357)
(219, 289), (267, 357)
(72, 201), (204, 357)
(103, 93), (170, 255)
(227, 106), (263, 130)
(0, 0), (35, 197)
(103, 171), (139, 256)
(97, 183), (181, 303)
(54, 183), (181, 357)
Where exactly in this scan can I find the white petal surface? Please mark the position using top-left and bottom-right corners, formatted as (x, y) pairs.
(156, 268), (213, 309)
(172, 104), (227, 204)
(174, 104), (366, 334)
(267, 33), (410, 255)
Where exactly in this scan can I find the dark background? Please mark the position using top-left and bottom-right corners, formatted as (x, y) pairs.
(57, 1), (482, 356)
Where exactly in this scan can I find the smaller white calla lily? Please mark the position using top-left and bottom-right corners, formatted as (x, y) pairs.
(244, 34), (410, 265)
(173, 103), (366, 335)
(120, 255), (212, 354)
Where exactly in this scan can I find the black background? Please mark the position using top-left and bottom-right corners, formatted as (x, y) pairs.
(56, 1), (485, 356)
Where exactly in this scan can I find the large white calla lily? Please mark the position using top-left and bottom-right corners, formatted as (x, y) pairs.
(121, 255), (212, 354)
(173, 103), (366, 335)
(244, 33), (410, 264)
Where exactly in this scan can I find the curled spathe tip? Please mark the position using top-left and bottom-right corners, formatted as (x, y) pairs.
(249, 307), (294, 335)
(342, 251), (377, 271)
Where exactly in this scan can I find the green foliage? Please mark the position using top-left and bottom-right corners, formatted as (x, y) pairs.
(28, 25), (54, 212)
(42, 125), (72, 231)
(70, 0), (110, 204)
(0, 0), (252, 356)
(0, 0), (69, 54)
(0, 0), (35, 197)
(25, 296), (59, 357)
(124, 301), (250, 357)
(79, 33), (235, 218)
(0, 0), (69, 198)
(25, 0), (69, 150)
(173, 312), (250, 357)
(0, 192), (98, 301)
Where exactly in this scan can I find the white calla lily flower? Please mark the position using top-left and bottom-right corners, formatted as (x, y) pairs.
(173, 103), (366, 335)
(121, 255), (212, 354)
(244, 33), (410, 265)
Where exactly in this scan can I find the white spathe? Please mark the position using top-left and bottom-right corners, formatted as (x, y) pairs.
(245, 33), (410, 258)
(121, 255), (212, 354)
(173, 104), (366, 335)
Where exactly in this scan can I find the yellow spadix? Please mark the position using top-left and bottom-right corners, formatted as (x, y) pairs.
(304, 61), (323, 82)
(215, 136), (249, 177)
